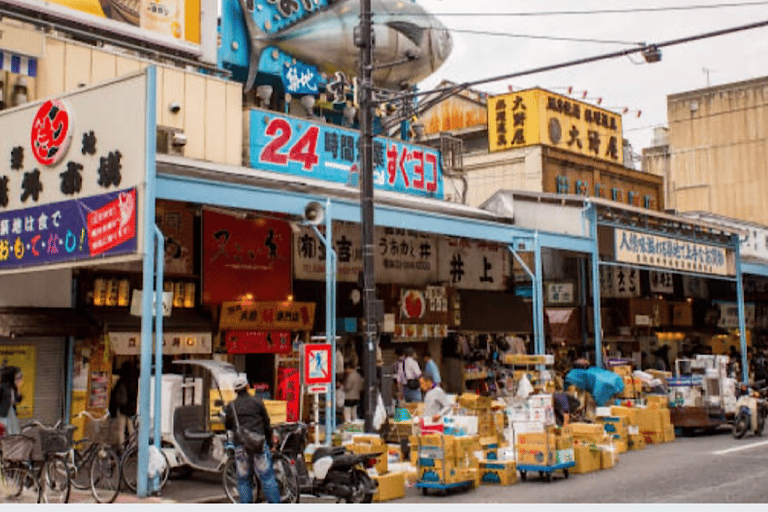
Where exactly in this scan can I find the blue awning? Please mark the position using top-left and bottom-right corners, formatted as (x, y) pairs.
(0, 51), (37, 77)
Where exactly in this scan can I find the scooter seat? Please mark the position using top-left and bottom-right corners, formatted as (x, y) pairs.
(184, 428), (215, 441)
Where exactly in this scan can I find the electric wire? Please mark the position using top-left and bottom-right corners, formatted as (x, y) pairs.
(441, 27), (644, 46)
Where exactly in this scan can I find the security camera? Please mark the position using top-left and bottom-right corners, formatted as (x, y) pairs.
(169, 102), (181, 114)
(171, 131), (187, 147)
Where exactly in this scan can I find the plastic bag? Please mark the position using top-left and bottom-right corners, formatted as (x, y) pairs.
(148, 445), (167, 479)
(516, 374), (533, 399)
(373, 392), (386, 430)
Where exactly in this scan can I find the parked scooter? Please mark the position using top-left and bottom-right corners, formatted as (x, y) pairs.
(273, 422), (380, 503)
(732, 381), (768, 438)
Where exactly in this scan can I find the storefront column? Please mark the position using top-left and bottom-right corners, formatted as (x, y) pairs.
(534, 233), (544, 355)
(735, 237), (748, 382)
(137, 65), (157, 498)
(589, 204), (603, 368)
(153, 226), (164, 460)
(509, 241), (537, 353)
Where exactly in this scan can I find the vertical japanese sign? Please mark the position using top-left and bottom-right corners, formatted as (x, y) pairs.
(0, 72), (147, 271)
(488, 88), (623, 165)
(249, 110), (444, 199)
(202, 209), (292, 304)
(649, 271), (674, 294)
(437, 238), (508, 291)
(156, 200), (195, 274)
(599, 265), (640, 298)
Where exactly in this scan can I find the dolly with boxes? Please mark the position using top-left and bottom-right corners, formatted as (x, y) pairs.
(415, 433), (479, 495)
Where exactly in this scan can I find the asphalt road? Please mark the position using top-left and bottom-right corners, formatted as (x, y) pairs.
(22, 428), (768, 504)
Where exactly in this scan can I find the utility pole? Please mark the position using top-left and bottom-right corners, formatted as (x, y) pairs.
(357, 0), (377, 432)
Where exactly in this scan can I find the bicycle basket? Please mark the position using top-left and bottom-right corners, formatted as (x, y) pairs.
(86, 418), (120, 446)
(39, 425), (75, 454)
(0, 434), (35, 462)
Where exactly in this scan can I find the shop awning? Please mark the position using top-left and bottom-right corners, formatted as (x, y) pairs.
(0, 307), (99, 338)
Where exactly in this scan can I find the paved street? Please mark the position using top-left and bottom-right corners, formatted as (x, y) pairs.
(8, 429), (768, 504)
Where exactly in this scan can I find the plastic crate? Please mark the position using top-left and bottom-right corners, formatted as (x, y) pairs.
(1, 434), (35, 462)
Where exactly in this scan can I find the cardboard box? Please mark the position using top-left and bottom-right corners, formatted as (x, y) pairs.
(349, 443), (387, 474)
(419, 465), (464, 484)
(610, 406), (639, 426)
(642, 431), (664, 444)
(516, 445), (556, 466)
(352, 434), (386, 446)
(573, 444), (601, 474)
(615, 440), (628, 453)
(600, 449), (616, 469)
(458, 394), (493, 410)
(646, 395), (669, 409)
(612, 365), (633, 378)
(663, 425), (676, 443)
(555, 436), (574, 450)
(479, 459), (517, 485)
(627, 433), (646, 450)
(570, 423), (606, 438)
(555, 448), (575, 464)
(386, 444), (403, 463)
(636, 408), (663, 433)
(516, 432), (556, 447)
(372, 471), (406, 502)
(659, 408), (672, 428)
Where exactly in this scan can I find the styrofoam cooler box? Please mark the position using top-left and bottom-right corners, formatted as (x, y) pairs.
(444, 415), (478, 435)
(140, 375), (203, 436)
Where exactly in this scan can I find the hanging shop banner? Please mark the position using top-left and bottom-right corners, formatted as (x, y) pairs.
(0, 188), (137, 270)
(108, 331), (213, 356)
(488, 88), (623, 164)
(614, 228), (731, 276)
(294, 220), (438, 285)
(438, 238), (508, 291)
(156, 200), (194, 274)
(276, 367), (300, 422)
(219, 300), (316, 331)
(649, 270), (674, 294)
(0, 72), (148, 271)
(202, 209), (292, 304)
(249, 109), (444, 199)
(15, 0), (201, 50)
(545, 282), (575, 305)
(599, 265), (640, 298)
(0, 344), (36, 418)
(714, 301), (756, 329)
(225, 330), (292, 354)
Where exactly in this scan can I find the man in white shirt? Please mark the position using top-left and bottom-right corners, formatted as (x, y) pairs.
(420, 374), (451, 420)
(395, 346), (422, 403)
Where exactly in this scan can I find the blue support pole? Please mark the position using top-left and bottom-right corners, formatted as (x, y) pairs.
(533, 233), (544, 355)
(137, 65), (157, 498)
(734, 236), (748, 383)
(153, 226), (164, 492)
(589, 204), (603, 368)
(509, 243), (537, 352)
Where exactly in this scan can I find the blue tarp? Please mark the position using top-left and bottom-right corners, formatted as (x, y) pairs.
(565, 368), (625, 406)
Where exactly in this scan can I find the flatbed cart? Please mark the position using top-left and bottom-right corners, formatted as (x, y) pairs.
(517, 461), (574, 482)
(415, 435), (475, 497)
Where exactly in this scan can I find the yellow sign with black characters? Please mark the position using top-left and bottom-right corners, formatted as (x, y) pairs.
(487, 88), (623, 164)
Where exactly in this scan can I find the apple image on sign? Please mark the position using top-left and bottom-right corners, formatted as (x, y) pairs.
(403, 290), (425, 319)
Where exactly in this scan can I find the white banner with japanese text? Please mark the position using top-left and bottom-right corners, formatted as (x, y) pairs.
(599, 265), (640, 298)
(437, 238), (508, 290)
(615, 228), (731, 276)
(649, 271), (674, 294)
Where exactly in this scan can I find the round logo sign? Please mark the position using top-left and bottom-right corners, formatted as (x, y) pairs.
(31, 99), (73, 166)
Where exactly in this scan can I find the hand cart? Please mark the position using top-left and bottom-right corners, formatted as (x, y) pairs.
(415, 435), (475, 496)
(517, 461), (574, 482)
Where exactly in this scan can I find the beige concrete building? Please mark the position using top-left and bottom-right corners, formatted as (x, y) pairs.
(643, 76), (768, 223)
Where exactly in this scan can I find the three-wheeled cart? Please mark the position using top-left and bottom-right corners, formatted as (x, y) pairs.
(415, 435), (475, 496)
(517, 461), (574, 482)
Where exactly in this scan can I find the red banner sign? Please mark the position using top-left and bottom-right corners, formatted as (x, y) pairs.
(277, 367), (300, 422)
(225, 330), (292, 354)
(87, 188), (136, 256)
(202, 209), (292, 304)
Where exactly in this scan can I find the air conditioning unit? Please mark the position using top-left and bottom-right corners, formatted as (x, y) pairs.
(156, 126), (186, 156)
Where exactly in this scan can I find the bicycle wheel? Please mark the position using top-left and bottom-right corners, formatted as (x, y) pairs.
(222, 457), (243, 503)
(70, 446), (92, 490)
(121, 445), (170, 493)
(39, 456), (71, 503)
(273, 453), (299, 503)
(0, 465), (40, 502)
(90, 447), (121, 503)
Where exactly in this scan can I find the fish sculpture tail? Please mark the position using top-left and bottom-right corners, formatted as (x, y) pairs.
(236, 0), (268, 92)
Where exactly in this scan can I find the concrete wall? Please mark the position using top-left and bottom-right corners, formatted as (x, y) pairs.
(667, 76), (768, 223)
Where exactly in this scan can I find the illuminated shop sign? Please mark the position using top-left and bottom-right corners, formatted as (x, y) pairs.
(614, 228), (732, 276)
(488, 88), (623, 164)
(249, 109), (444, 199)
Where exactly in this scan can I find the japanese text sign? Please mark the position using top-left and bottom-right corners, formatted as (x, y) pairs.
(437, 237), (508, 291)
(488, 88), (623, 164)
(302, 343), (332, 386)
(615, 228), (732, 276)
(225, 330), (292, 354)
(0, 188), (137, 271)
(202, 209), (292, 304)
(219, 300), (316, 331)
(249, 109), (444, 199)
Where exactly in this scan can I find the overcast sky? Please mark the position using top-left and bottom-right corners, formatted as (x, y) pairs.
(415, 0), (768, 155)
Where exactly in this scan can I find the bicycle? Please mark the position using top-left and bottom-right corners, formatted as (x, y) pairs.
(119, 416), (170, 494)
(21, 420), (75, 503)
(66, 411), (122, 503)
(0, 432), (41, 502)
(221, 430), (299, 504)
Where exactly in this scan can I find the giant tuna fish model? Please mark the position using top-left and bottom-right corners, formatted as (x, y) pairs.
(236, 0), (453, 92)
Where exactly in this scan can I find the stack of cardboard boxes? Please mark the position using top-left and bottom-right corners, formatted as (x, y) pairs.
(636, 405), (675, 444)
(414, 433), (481, 487)
(515, 426), (574, 468)
(457, 394), (501, 438)
(612, 365), (644, 400)
(570, 423), (615, 473)
(610, 406), (645, 451)
(596, 414), (629, 453)
(347, 435), (407, 502)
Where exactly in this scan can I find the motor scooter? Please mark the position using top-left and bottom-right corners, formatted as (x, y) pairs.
(732, 381), (767, 438)
(273, 422), (380, 503)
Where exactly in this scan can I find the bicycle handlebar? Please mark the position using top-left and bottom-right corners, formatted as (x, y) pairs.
(77, 410), (111, 421)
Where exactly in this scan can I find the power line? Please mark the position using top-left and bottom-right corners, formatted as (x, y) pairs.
(396, 1), (768, 17)
(443, 27), (644, 46)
